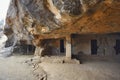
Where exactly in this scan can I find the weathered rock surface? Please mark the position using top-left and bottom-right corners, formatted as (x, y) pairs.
(5, 0), (120, 46)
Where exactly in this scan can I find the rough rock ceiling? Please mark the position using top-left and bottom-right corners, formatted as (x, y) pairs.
(5, 0), (120, 45)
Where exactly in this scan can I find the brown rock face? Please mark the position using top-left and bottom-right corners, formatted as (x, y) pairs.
(5, 0), (120, 46)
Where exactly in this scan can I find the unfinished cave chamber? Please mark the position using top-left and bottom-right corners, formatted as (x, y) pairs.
(4, 0), (120, 59)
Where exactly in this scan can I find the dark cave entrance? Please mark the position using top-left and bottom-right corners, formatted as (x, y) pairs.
(60, 39), (65, 53)
(115, 39), (120, 55)
(91, 39), (98, 55)
(13, 40), (35, 55)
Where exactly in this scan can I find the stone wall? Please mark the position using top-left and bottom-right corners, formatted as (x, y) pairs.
(34, 39), (65, 56)
(72, 34), (120, 56)
(36, 34), (120, 57)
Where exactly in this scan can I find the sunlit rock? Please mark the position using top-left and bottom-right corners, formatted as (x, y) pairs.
(0, 31), (14, 57)
(5, 0), (120, 56)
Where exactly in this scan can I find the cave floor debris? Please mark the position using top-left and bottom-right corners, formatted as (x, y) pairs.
(0, 54), (120, 80)
(39, 55), (120, 80)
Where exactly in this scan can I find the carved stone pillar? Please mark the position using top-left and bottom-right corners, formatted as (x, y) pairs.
(66, 35), (72, 59)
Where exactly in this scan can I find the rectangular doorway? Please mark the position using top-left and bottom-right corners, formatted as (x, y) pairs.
(60, 39), (65, 53)
(115, 39), (120, 55)
(91, 40), (97, 55)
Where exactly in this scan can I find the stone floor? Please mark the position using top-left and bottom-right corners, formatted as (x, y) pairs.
(0, 54), (120, 80)
(40, 55), (120, 80)
(0, 55), (38, 80)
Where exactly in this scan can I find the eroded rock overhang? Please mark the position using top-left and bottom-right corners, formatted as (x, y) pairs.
(5, 0), (120, 46)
